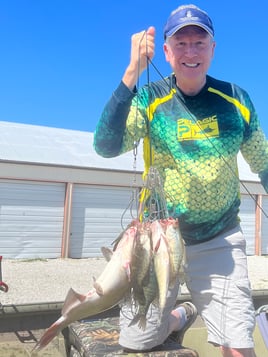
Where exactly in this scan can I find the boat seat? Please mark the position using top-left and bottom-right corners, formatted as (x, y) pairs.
(64, 316), (199, 357)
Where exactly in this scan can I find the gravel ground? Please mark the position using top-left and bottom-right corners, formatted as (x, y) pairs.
(0, 255), (268, 306)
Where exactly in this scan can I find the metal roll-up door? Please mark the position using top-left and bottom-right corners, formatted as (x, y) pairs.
(70, 184), (138, 258)
(0, 179), (65, 259)
(239, 194), (256, 255)
(261, 196), (268, 254)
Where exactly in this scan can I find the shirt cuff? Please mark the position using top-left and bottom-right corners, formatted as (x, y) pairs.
(113, 81), (137, 104)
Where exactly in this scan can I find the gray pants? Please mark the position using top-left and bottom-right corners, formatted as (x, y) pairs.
(184, 225), (255, 348)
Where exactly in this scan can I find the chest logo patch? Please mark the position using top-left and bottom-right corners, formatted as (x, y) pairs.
(177, 115), (219, 141)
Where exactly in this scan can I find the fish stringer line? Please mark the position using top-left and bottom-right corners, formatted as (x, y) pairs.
(120, 30), (149, 228)
(136, 34), (169, 222)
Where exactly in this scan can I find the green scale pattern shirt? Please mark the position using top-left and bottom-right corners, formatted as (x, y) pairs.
(94, 74), (268, 245)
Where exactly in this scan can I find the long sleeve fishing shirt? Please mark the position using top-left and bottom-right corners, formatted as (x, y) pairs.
(94, 74), (268, 245)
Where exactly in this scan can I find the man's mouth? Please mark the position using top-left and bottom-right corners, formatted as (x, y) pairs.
(183, 63), (200, 68)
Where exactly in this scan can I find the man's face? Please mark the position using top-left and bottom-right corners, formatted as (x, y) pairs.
(163, 26), (215, 84)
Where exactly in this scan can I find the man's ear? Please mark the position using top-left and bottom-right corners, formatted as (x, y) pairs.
(163, 43), (170, 63)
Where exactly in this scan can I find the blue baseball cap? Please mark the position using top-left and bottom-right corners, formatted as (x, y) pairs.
(164, 4), (214, 39)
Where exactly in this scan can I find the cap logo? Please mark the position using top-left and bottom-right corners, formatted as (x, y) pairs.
(181, 10), (199, 22)
(186, 10), (193, 18)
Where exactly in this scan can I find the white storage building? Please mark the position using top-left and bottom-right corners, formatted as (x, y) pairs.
(0, 121), (267, 259)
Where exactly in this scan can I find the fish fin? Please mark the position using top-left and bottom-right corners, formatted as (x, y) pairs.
(62, 288), (86, 316)
(121, 289), (132, 303)
(111, 224), (130, 250)
(128, 315), (138, 327)
(178, 271), (186, 284)
(93, 281), (104, 296)
(168, 276), (176, 288)
(152, 296), (159, 307)
(112, 219), (139, 250)
(128, 314), (147, 331)
(123, 261), (131, 282)
(154, 237), (161, 252)
(138, 315), (147, 331)
(128, 314), (140, 327)
(101, 246), (113, 261)
(33, 317), (64, 351)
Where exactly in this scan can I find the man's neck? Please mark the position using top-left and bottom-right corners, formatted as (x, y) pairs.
(175, 76), (207, 96)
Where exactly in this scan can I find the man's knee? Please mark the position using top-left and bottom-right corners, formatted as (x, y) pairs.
(220, 346), (256, 357)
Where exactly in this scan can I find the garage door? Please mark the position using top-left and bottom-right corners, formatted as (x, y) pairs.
(239, 194), (256, 255)
(69, 184), (139, 258)
(0, 179), (65, 259)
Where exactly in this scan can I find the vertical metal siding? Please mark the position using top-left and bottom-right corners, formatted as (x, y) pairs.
(239, 194), (256, 255)
(261, 196), (268, 254)
(70, 185), (138, 258)
(0, 179), (65, 259)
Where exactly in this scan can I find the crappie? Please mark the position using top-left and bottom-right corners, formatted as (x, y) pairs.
(128, 260), (158, 331)
(131, 222), (152, 305)
(150, 219), (170, 314)
(164, 218), (184, 286)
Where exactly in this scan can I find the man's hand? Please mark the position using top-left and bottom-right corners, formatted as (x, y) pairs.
(123, 26), (155, 90)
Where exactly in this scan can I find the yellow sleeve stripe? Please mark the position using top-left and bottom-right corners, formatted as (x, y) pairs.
(208, 87), (250, 124)
(146, 88), (177, 121)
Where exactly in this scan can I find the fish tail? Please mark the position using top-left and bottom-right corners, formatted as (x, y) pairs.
(158, 309), (164, 324)
(138, 315), (147, 331)
(33, 318), (63, 351)
(128, 314), (147, 331)
(128, 315), (139, 327)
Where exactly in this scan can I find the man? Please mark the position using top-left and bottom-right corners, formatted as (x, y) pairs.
(94, 4), (268, 357)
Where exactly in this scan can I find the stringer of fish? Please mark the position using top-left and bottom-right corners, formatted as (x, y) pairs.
(34, 217), (185, 351)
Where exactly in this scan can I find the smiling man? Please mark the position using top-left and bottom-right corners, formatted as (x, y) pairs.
(94, 4), (268, 357)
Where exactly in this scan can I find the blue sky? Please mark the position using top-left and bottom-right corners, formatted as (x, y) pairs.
(0, 0), (267, 136)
